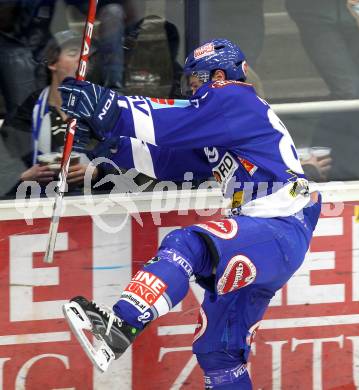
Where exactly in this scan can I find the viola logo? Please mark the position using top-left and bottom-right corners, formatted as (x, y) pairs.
(195, 218), (238, 239)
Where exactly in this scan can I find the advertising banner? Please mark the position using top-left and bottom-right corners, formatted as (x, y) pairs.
(0, 191), (358, 389)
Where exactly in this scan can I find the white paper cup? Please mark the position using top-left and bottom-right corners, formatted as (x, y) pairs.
(310, 147), (332, 158)
(296, 147), (311, 161)
(37, 152), (61, 166)
(38, 152), (80, 166)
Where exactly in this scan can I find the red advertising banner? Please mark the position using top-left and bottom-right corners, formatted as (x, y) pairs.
(0, 217), (93, 390)
(0, 202), (358, 389)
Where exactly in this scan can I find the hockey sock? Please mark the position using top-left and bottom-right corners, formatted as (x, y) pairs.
(113, 228), (213, 329)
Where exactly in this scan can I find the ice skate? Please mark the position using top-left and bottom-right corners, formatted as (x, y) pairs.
(63, 296), (141, 372)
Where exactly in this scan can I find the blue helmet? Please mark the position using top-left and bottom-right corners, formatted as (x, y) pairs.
(184, 38), (247, 83)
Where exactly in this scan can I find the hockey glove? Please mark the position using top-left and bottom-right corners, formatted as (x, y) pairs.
(59, 77), (121, 139)
(72, 121), (91, 153)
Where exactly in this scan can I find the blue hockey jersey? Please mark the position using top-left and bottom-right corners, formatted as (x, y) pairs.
(104, 80), (311, 217)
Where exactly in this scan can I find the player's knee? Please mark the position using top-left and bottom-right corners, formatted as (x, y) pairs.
(196, 351), (252, 390)
(160, 228), (201, 258)
(159, 228), (212, 275)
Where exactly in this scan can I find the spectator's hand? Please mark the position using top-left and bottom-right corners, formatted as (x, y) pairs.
(59, 77), (122, 140)
(67, 163), (98, 185)
(301, 155), (332, 181)
(347, 0), (359, 22)
(348, 0), (359, 7)
(20, 164), (55, 183)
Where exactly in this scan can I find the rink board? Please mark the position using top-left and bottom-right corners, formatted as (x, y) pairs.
(0, 184), (359, 390)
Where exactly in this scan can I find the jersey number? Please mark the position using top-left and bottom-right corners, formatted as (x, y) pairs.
(259, 97), (303, 174)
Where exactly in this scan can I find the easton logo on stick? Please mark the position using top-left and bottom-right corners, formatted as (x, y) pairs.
(78, 22), (94, 78)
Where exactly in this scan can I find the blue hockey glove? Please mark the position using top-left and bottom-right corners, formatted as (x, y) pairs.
(72, 121), (91, 153)
(59, 77), (121, 139)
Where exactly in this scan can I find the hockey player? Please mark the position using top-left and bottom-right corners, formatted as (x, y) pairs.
(59, 39), (321, 389)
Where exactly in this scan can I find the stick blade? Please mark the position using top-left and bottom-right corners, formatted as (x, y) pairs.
(43, 200), (61, 263)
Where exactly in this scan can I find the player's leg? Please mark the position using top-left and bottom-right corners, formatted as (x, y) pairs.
(194, 285), (274, 389)
(112, 228), (214, 327)
(194, 290), (255, 390)
(63, 227), (215, 371)
(190, 211), (319, 389)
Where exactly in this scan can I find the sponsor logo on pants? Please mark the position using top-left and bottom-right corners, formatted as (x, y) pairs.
(162, 250), (193, 277)
(217, 255), (256, 294)
(196, 218), (238, 239)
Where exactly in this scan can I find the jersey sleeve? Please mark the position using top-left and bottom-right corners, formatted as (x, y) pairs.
(113, 89), (235, 148)
(99, 136), (212, 181)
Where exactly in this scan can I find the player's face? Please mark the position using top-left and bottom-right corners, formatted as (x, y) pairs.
(189, 75), (204, 95)
(51, 46), (81, 83)
(181, 70), (211, 96)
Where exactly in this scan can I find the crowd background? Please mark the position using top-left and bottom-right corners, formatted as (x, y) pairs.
(0, 0), (358, 199)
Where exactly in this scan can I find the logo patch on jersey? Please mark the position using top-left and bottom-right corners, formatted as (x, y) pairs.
(204, 147), (219, 163)
(121, 271), (167, 313)
(217, 255), (256, 295)
(150, 98), (175, 105)
(196, 218), (238, 239)
(193, 307), (208, 343)
(238, 157), (257, 176)
(212, 152), (239, 193)
(194, 42), (215, 59)
(231, 191), (244, 208)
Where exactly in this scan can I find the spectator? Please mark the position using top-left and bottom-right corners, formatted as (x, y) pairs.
(311, 109), (359, 181)
(1, 30), (98, 197)
(285, 0), (359, 99)
(66, 0), (138, 92)
(0, 0), (55, 120)
(123, 14), (183, 98)
(200, 0), (264, 69)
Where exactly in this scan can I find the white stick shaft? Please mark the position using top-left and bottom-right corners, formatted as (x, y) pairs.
(43, 153), (70, 263)
(43, 195), (62, 263)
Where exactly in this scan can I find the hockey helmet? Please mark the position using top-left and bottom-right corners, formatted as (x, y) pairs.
(182, 38), (247, 95)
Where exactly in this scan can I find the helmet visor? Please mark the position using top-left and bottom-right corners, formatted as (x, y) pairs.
(180, 70), (211, 96)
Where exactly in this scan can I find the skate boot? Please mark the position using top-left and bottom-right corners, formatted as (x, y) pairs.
(63, 296), (141, 372)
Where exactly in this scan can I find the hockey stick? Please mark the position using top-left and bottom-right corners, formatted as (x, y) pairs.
(43, 0), (98, 263)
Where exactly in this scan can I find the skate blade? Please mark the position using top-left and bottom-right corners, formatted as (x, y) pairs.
(63, 301), (115, 373)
